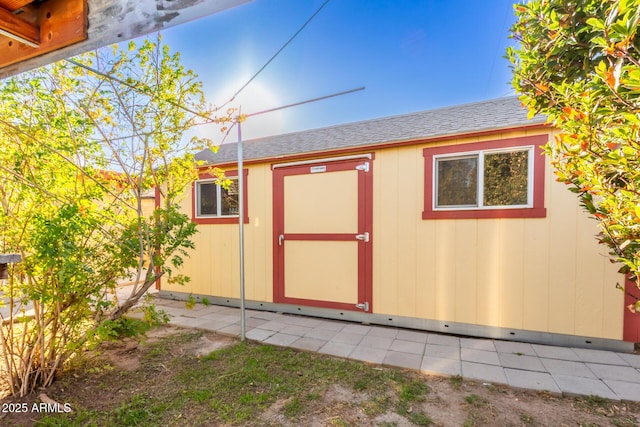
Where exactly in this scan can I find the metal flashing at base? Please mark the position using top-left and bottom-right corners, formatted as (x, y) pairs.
(158, 291), (634, 353)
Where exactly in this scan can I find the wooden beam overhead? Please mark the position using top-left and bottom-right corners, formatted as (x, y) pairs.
(0, 5), (40, 47)
(0, 1), (33, 11)
(0, 0), (252, 79)
(0, 0), (87, 69)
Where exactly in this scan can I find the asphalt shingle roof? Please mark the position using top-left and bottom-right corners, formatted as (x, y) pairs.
(196, 96), (546, 165)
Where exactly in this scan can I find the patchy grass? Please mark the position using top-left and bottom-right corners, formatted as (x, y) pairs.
(519, 412), (535, 425)
(395, 379), (432, 425)
(0, 325), (638, 427)
(449, 374), (463, 390)
(18, 331), (432, 426)
(574, 394), (640, 427)
(463, 393), (496, 426)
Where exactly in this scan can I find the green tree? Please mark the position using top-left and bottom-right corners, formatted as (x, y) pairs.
(0, 36), (230, 396)
(508, 0), (640, 313)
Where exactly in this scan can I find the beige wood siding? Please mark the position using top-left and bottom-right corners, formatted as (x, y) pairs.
(164, 164), (273, 302)
(371, 129), (623, 339)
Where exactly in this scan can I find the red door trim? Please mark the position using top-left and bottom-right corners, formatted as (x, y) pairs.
(272, 158), (373, 312)
(284, 233), (361, 241)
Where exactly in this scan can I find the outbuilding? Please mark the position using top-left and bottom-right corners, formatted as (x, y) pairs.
(159, 97), (639, 351)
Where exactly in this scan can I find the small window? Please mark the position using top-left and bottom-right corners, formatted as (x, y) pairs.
(192, 169), (248, 224)
(423, 135), (547, 219)
(434, 147), (532, 210)
(196, 178), (239, 218)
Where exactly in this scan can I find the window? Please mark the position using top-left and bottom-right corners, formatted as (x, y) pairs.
(192, 169), (248, 224)
(423, 135), (547, 219)
(196, 178), (239, 217)
(435, 147), (531, 209)
(436, 155), (478, 207)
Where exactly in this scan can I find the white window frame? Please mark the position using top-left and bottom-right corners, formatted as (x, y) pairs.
(433, 146), (534, 211)
(195, 176), (239, 218)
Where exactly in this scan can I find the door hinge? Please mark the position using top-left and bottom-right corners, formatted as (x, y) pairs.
(355, 302), (369, 311)
(355, 232), (369, 242)
(355, 162), (369, 172)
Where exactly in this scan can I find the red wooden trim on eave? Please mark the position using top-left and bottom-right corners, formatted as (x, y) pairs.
(191, 169), (249, 225)
(203, 124), (550, 169)
(422, 134), (548, 220)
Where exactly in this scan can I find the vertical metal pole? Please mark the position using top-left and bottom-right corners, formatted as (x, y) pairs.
(238, 121), (246, 341)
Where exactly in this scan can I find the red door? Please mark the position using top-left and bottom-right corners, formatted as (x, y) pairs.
(273, 158), (373, 312)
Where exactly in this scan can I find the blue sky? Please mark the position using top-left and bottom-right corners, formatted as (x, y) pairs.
(160, 0), (520, 141)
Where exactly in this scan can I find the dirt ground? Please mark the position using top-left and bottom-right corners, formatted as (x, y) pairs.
(0, 325), (639, 426)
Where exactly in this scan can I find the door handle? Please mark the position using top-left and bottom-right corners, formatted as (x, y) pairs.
(279, 234), (284, 246)
(355, 232), (369, 242)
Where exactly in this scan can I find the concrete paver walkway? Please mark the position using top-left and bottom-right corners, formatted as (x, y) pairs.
(147, 297), (640, 403)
